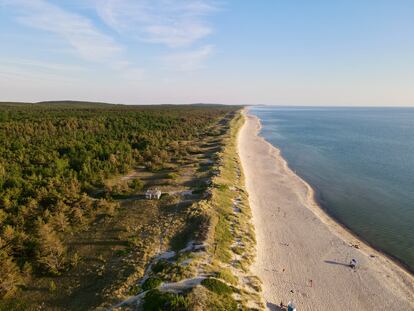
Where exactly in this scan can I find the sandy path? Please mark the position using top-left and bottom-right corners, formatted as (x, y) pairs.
(238, 112), (414, 311)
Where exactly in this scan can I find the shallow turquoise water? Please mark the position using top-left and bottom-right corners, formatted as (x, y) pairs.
(251, 106), (414, 272)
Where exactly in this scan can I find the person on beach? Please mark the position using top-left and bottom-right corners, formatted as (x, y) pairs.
(287, 301), (296, 311)
(350, 258), (357, 269)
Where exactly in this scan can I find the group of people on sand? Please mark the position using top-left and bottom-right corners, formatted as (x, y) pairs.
(280, 301), (296, 311)
(279, 301), (296, 311)
(349, 258), (357, 269)
(277, 258), (357, 310)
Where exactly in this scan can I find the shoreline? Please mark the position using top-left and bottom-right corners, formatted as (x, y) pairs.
(238, 110), (414, 310)
(308, 173), (414, 277)
(253, 112), (414, 278)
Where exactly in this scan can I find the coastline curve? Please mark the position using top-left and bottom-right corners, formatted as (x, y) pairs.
(239, 108), (414, 310)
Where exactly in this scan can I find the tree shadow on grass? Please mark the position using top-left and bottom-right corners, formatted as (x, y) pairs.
(21, 286), (49, 293)
(69, 240), (129, 247)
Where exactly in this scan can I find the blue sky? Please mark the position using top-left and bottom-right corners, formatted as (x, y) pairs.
(1, 0), (414, 105)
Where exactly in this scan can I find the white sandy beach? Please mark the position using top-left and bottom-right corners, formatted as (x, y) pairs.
(238, 112), (414, 311)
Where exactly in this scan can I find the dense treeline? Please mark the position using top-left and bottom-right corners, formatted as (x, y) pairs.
(0, 102), (236, 297)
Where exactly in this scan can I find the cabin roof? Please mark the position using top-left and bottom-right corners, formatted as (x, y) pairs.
(145, 189), (161, 194)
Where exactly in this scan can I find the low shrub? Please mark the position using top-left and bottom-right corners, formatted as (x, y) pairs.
(142, 277), (162, 291)
(151, 260), (190, 283)
(128, 284), (141, 295)
(186, 286), (238, 311)
(128, 178), (143, 191)
(166, 172), (178, 179)
(0, 299), (28, 311)
(216, 183), (229, 191)
(201, 278), (233, 295)
(143, 289), (188, 311)
(152, 260), (173, 274)
(217, 269), (238, 285)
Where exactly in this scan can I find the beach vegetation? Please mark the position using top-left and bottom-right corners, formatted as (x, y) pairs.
(150, 260), (190, 283)
(216, 268), (238, 285)
(151, 259), (171, 274)
(142, 289), (189, 311)
(199, 111), (263, 309)
(127, 284), (141, 295)
(141, 277), (163, 291)
(184, 286), (238, 311)
(201, 277), (233, 295)
(165, 172), (178, 179)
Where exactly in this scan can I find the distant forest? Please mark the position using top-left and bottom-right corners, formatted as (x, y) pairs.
(0, 102), (236, 298)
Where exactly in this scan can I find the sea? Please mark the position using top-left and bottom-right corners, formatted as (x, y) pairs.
(250, 106), (414, 273)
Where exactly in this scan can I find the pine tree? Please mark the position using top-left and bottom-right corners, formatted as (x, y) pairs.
(35, 221), (66, 275)
(51, 211), (69, 232)
(0, 251), (22, 298)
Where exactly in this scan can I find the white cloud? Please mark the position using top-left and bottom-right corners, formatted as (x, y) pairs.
(1, 0), (218, 80)
(1, 58), (85, 72)
(3, 0), (123, 63)
(94, 0), (218, 48)
(0, 63), (78, 82)
(163, 45), (214, 71)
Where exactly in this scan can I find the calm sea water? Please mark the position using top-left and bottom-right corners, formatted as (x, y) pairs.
(250, 106), (414, 272)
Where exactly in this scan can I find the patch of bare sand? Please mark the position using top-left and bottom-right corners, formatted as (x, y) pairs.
(238, 111), (414, 310)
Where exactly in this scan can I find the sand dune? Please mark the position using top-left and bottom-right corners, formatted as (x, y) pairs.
(238, 111), (414, 310)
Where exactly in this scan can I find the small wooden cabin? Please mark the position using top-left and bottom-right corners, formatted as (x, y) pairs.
(145, 189), (162, 200)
